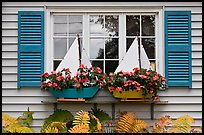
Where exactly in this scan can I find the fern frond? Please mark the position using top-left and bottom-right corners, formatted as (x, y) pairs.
(6, 124), (36, 133)
(89, 113), (102, 133)
(2, 113), (18, 126)
(152, 115), (172, 133)
(41, 122), (67, 133)
(115, 112), (136, 133)
(68, 123), (89, 133)
(168, 115), (194, 133)
(72, 110), (90, 126)
(132, 120), (149, 133)
(41, 109), (73, 132)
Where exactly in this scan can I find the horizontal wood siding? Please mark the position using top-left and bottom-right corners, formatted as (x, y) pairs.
(2, 2), (202, 132)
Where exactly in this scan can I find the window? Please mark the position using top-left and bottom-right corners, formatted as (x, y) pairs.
(53, 15), (83, 70)
(51, 12), (158, 74)
(89, 15), (119, 74)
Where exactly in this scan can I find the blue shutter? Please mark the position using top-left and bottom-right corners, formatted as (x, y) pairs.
(18, 11), (44, 88)
(165, 11), (192, 87)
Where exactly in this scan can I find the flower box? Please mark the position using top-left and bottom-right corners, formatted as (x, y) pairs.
(112, 90), (152, 99)
(49, 86), (99, 99)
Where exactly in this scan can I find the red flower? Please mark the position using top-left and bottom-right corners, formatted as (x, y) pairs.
(51, 71), (56, 75)
(100, 83), (104, 87)
(154, 95), (159, 101)
(116, 87), (122, 91)
(82, 72), (86, 76)
(65, 68), (70, 72)
(133, 67), (139, 72)
(76, 83), (81, 88)
(73, 76), (78, 82)
(96, 67), (102, 74)
(48, 83), (52, 87)
(136, 87), (141, 91)
(80, 78), (88, 83)
(53, 82), (58, 87)
(109, 86), (115, 92)
(146, 72), (151, 75)
(80, 64), (85, 68)
(57, 86), (62, 90)
(56, 76), (62, 81)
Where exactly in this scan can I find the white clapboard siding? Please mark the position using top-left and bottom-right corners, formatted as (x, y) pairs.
(2, 45), (18, 52)
(2, 2), (202, 132)
(192, 29), (202, 36)
(192, 44), (202, 52)
(2, 67), (18, 74)
(2, 30), (18, 36)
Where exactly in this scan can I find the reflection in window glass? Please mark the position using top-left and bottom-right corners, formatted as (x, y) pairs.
(105, 15), (119, 36)
(126, 15), (140, 36)
(90, 38), (104, 59)
(54, 60), (61, 71)
(105, 61), (119, 74)
(142, 38), (155, 59)
(54, 38), (67, 59)
(142, 15), (155, 36)
(91, 61), (103, 71)
(54, 15), (67, 36)
(150, 60), (156, 71)
(90, 15), (105, 36)
(126, 38), (140, 52)
(69, 15), (82, 36)
(105, 38), (118, 59)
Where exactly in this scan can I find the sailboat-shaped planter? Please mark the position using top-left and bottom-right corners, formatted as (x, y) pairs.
(111, 37), (152, 99)
(49, 35), (99, 99)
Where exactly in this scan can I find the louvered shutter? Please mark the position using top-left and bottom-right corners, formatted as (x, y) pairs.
(18, 11), (44, 88)
(165, 11), (192, 87)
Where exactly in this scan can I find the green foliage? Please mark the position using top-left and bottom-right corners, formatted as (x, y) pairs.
(2, 127), (6, 133)
(41, 109), (74, 133)
(2, 108), (36, 133)
(17, 107), (34, 126)
(68, 110), (102, 133)
(88, 107), (111, 122)
(168, 115), (195, 133)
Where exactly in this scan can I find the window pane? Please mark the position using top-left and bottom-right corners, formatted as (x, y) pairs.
(105, 15), (119, 36)
(105, 38), (118, 59)
(105, 61), (119, 74)
(90, 15), (105, 36)
(142, 38), (155, 59)
(126, 38), (140, 52)
(150, 60), (156, 71)
(54, 60), (61, 71)
(54, 15), (67, 36)
(69, 15), (82, 36)
(142, 15), (155, 36)
(68, 38), (75, 48)
(91, 61), (103, 71)
(126, 15), (140, 36)
(54, 38), (67, 59)
(90, 38), (104, 59)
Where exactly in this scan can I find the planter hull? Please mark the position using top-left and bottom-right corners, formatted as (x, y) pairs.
(112, 90), (151, 99)
(50, 86), (99, 99)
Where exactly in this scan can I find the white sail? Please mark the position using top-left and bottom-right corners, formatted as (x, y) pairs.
(115, 37), (139, 73)
(140, 44), (151, 70)
(81, 48), (92, 68)
(114, 37), (151, 73)
(56, 37), (80, 76)
(56, 37), (92, 77)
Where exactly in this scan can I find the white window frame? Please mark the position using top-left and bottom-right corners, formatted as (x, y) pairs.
(44, 8), (164, 76)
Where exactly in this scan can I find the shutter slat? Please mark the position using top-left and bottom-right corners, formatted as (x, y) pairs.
(18, 11), (44, 88)
(165, 11), (192, 87)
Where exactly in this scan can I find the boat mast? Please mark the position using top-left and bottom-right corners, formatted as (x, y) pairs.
(77, 34), (82, 65)
(137, 36), (141, 69)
